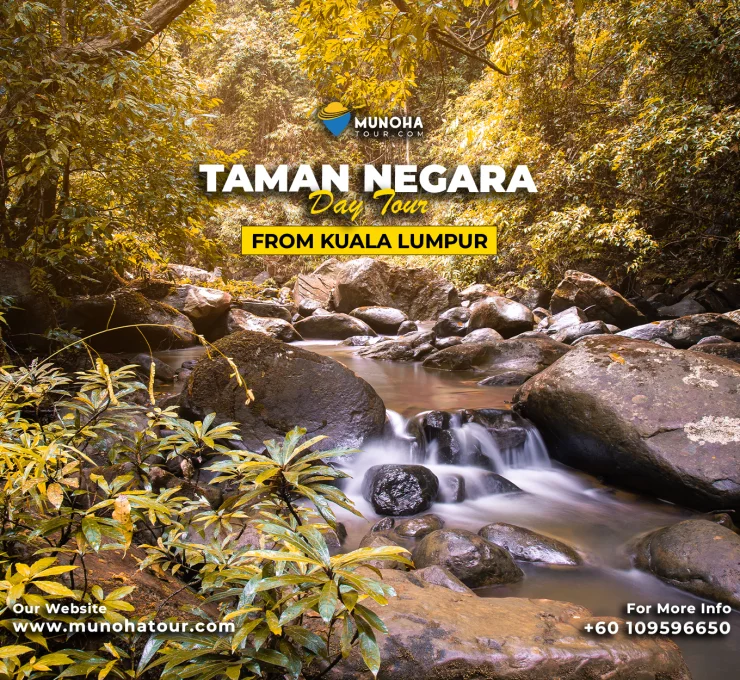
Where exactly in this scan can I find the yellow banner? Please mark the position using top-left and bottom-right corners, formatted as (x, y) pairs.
(241, 226), (497, 255)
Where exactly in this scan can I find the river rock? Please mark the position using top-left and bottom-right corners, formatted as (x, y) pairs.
(412, 565), (473, 593)
(631, 519), (740, 608)
(358, 533), (406, 570)
(392, 515), (445, 539)
(538, 305), (588, 333)
(321, 569), (690, 680)
(433, 307), (470, 337)
(468, 295), (534, 338)
(350, 306), (408, 334)
(695, 335), (731, 345)
(689, 341), (740, 364)
(294, 313), (376, 340)
(519, 287), (552, 310)
(462, 327), (503, 344)
(618, 312), (740, 348)
(433, 336), (462, 350)
(709, 280), (740, 309)
(130, 353), (176, 383)
(358, 330), (435, 361)
(478, 370), (534, 386)
(66, 290), (196, 352)
(362, 464), (439, 516)
(477, 473), (523, 496)
(437, 474), (466, 502)
(478, 523), (582, 565)
(423, 337), (570, 376)
(412, 529), (523, 587)
(217, 309), (301, 342)
(180, 331), (385, 450)
(167, 263), (220, 284)
(152, 284), (231, 330)
(551, 271), (647, 328)
(293, 258), (341, 309)
(234, 298), (292, 322)
(0, 260), (56, 351)
(464, 409), (530, 450)
(553, 320), (611, 344)
(397, 320), (418, 335)
(458, 283), (494, 303)
(516, 335), (740, 510)
(658, 297), (707, 319)
(340, 335), (383, 347)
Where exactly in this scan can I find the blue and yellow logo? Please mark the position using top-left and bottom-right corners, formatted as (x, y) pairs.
(318, 102), (351, 136)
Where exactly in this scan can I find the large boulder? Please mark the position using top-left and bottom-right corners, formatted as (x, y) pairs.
(462, 327), (503, 344)
(66, 290), (196, 352)
(320, 569), (690, 680)
(350, 306), (408, 334)
(631, 519), (740, 608)
(138, 283), (231, 331)
(478, 523), (582, 565)
(412, 529), (523, 587)
(0, 260), (56, 351)
(657, 297), (707, 319)
(180, 331), (386, 450)
(550, 271), (647, 328)
(516, 335), (740, 510)
(294, 313), (376, 340)
(362, 464), (439, 516)
(215, 309), (301, 342)
(689, 341), (740, 364)
(618, 312), (740, 348)
(329, 258), (459, 319)
(234, 299), (292, 322)
(358, 330), (435, 362)
(433, 307), (470, 338)
(423, 337), (570, 376)
(538, 305), (588, 334)
(552, 320), (611, 344)
(293, 258), (341, 309)
(467, 295), (534, 338)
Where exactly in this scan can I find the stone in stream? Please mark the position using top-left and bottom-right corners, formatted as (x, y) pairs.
(358, 532), (406, 570)
(293, 312), (376, 340)
(340, 335), (383, 347)
(357, 330), (435, 362)
(478, 370), (534, 386)
(458, 283), (495, 303)
(423, 337), (570, 376)
(393, 514), (445, 538)
(297, 297), (324, 317)
(436, 473), (466, 502)
(293, 258), (342, 310)
(233, 298), (292, 322)
(130, 353), (176, 383)
(552, 319), (611, 344)
(179, 331), (386, 451)
(477, 472), (523, 496)
(433, 306), (470, 337)
(397, 320), (418, 335)
(214, 308), (302, 342)
(433, 336), (462, 350)
(478, 522), (582, 565)
(412, 529), (523, 587)
(516, 335), (740, 510)
(618, 312), (740, 348)
(462, 327), (503, 344)
(695, 335), (731, 345)
(518, 287), (553, 310)
(689, 341), (740, 364)
(537, 305), (588, 333)
(657, 297), (707, 319)
(411, 565), (473, 593)
(151, 283), (231, 331)
(362, 464), (439, 516)
(350, 306), (408, 334)
(467, 295), (534, 338)
(631, 519), (740, 608)
(66, 289), (196, 352)
(321, 569), (690, 680)
(550, 270), (647, 328)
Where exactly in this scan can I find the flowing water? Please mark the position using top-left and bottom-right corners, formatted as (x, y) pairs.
(156, 340), (739, 679)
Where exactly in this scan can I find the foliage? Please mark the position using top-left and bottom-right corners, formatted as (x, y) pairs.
(0, 351), (408, 680)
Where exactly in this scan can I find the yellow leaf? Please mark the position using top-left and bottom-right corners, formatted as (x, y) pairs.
(609, 353), (625, 364)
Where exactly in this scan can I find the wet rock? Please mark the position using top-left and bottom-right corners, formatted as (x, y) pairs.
(519, 287), (552, 310)
(362, 464), (439, 516)
(340, 335), (383, 347)
(150, 284), (231, 331)
(459, 283), (494, 303)
(477, 473), (523, 496)
(433, 307), (470, 337)
(294, 313), (376, 340)
(710, 280), (740, 309)
(463, 409), (530, 450)
(532, 307), (550, 324)
(293, 258), (341, 310)
(551, 271), (647, 328)
(412, 529), (523, 587)
(631, 519), (740, 608)
(322, 569), (690, 680)
(553, 320), (611, 344)
(397, 320), (418, 335)
(695, 335), (731, 345)
(433, 336), (463, 350)
(616, 320), (674, 343)
(358, 330), (435, 362)
(516, 335), (740, 510)
(350, 306), (408, 334)
(358, 532), (406, 570)
(423, 337), (570, 376)
(235, 298), (292, 322)
(538, 305), (588, 333)
(478, 523), (582, 565)
(689, 341), (740, 364)
(478, 370), (534, 386)
(216, 308), (301, 342)
(168, 263), (220, 284)
(66, 290), (196, 352)
(180, 331), (386, 451)
(668, 312), (740, 348)
(468, 295), (534, 338)
(394, 514), (445, 538)
(437, 474), (466, 503)
(658, 297), (706, 319)
(462, 327), (503, 344)
(297, 298), (323, 316)
(130, 353), (176, 383)
(412, 565), (473, 593)
(370, 517), (396, 533)
(650, 338), (675, 348)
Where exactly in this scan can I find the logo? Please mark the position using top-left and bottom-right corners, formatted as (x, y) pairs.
(318, 102), (352, 137)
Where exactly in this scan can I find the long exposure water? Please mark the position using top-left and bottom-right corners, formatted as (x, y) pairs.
(156, 340), (739, 679)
